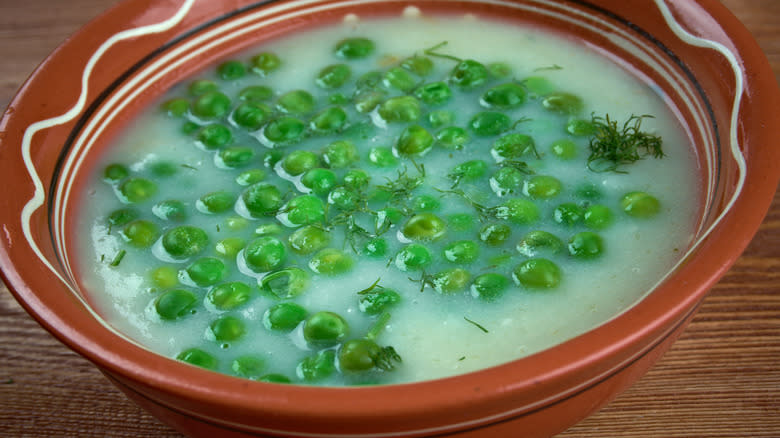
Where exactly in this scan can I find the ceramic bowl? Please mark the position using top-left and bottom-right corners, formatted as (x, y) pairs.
(1, 1), (778, 437)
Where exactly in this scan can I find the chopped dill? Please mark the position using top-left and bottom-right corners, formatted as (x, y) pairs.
(180, 163), (198, 170)
(366, 312), (392, 341)
(423, 41), (462, 62)
(464, 316), (489, 333)
(533, 64), (563, 72)
(373, 345), (402, 371)
(499, 159), (535, 174)
(357, 277), (383, 295)
(435, 188), (498, 222)
(587, 114), (664, 173)
(109, 250), (126, 267)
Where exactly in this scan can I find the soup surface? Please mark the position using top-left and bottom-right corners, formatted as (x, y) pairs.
(77, 10), (699, 385)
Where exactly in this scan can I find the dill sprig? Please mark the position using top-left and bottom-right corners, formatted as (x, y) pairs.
(587, 114), (664, 173)
(435, 188), (498, 222)
(464, 316), (489, 333)
(423, 41), (462, 62)
(377, 162), (426, 210)
(499, 159), (535, 174)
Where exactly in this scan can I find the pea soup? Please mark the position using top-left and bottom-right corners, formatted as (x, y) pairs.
(77, 11), (699, 385)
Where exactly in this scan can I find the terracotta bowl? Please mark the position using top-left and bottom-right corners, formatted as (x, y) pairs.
(1, 0), (778, 437)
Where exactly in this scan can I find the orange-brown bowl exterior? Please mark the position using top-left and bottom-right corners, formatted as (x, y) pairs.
(1, 1), (778, 437)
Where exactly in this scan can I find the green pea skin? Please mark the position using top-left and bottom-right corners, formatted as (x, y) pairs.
(238, 85), (273, 103)
(309, 106), (348, 135)
(281, 195), (325, 226)
(490, 167), (525, 196)
(443, 240), (479, 264)
(155, 289), (198, 320)
(242, 183), (282, 217)
(584, 204), (613, 230)
(414, 81), (453, 106)
(206, 282), (252, 311)
(217, 60), (246, 80)
(524, 175), (563, 199)
(197, 124), (233, 150)
(235, 169), (266, 186)
(309, 248), (353, 275)
(303, 311), (350, 345)
(288, 225), (330, 255)
(297, 350), (337, 381)
(449, 59), (488, 90)
(216, 146), (255, 168)
(553, 203), (584, 227)
(263, 116), (306, 146)
(568, 231), (604, 259)
(411, 194), (440, 212)
(362, 237), (387, 258)
(103, 163), (129, 183)
(496, 199), (540, 225)
(185, 257), (226, 287)
(316, 63), (351, 89)
(378, 96), (422, 123)
(516, 230), (564, 257)
(232, 102), (272, 130)
(621, 191), (660, 218)
(491, 133), (537, 162)
(322, 140), (359, 169)
(481, 83), (527, 109)
(277, 90), (315, 115)
(120, 220), (159, 248)
(244, 236), (287, 273)
(208, 315), (246, 342)
(542, 92), (583, 115)
(432, 268), (471, 294)
(250, 52), (281, 76)
(328, 187), (360, 211)
(338, 339), (382, 372)
(513, 258), (561, 289)
(281, 150), (319, 176)
(383, 67), (417, 92)
(334, 37), (374, 59)
(197, 191), (235, 214)
(394, 243), (432, 272)
(469, 111), (512, 137)
(436, 126), (470, 150)
(177, 348), (217, 370)
(401, 55), (434, 76)
(231, 356), (265, 379)
(259, 267), (310, 299)
(215, 237), (245, 259)
(301, 168), (337, 196)
(118, 178), (157, 203)
(107, 207), (138, 227)
(358, 289), (401, 315)
(160, 98), (189, 117)
(470, 273), (510, 301)
(192, 91), (232, 119)
(401, 213), (447, 242)
(367, 147), (398, 167)
(550, 138), (577, 160)
(479, 223), (511, 246)
(263, 302), (307, 331)
(395, 124), (434, 157)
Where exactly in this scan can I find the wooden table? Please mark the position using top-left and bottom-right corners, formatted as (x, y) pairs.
(0, 1), (777, 436)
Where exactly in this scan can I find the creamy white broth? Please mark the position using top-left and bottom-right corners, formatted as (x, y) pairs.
(77, 12), (699, 385)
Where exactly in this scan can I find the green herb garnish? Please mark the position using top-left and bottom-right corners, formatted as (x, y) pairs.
(423, 41), (461, 62)
(109, 250), (126, 267)
(587, 114), (664, 173)
(464, 316), (489, 333)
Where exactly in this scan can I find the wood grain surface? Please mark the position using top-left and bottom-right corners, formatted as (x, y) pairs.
(1, 1), (778, 436)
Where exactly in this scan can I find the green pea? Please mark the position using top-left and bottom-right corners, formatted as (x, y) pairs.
(550, 138), (577, 160)
(427, 110), (455, 129)
(481, 83), (526, 109)
(395, 124), (434, 157)
(338, 339), (382, 372)
(262, 150), (284, 168)
(192, 91), (231, 119)
(516, 230), (564, 257)
(496, 198), (540, 225)
(216, 146), (254, 168)
(254, 223), (283, 236)
(103, 163), (129, 183)
(431, 268), (471, 294)
(206, 282), (252, 311)
(322, 140), (359, 169)
(523, 175), (562, 199)
(185, 257), (226, 287)
(160, 98), (189, 117)
(383, 67), (416, 91)
(401, 55), (434, 76)
(566, 118), (595, 136)
(568, 231), (604, 259)
(394, 243), (432, 272)
(469, 111), (512, 137)
(197, 191), (235, 214)
(217, 60), (246, 80)
(449, 160), (487, 184)
(303, 311), (350, 346)
(367, 147), (398, 167)
(328, 187), (360, 211)
(358, 289), (401, 315)
(259, 267), (310, 299)
(107, 207), (138, 227)
(244, 236), (286, 273)
(277, 90), (315, 115)
(513, 258), (561, 289)
(250, 52), (281, 76)
(224, 216), (249, 231)
(281, 150), (319, 176)
(479, 223), (511, 246)
(411, 194), (440, 212)
(334, 37), (374, 59)
(443, 240), (479, 264)
(309, 248), (353, 275)
(149, 161), (178, 178)
(552, 203), (584, 226)
(155, 289), (198, 320)
(120, 220), (159, 248)
(329, 93), (349, 105)
(584, 204), (613, 230)
(447, 213), (474, 232)
(401, 213), (447, 242)
(356, 70), (382, 89)
(281, 195), (325, 226)
(177, 348), (217, 369)
(215, 237), (245, 259)
(435, 126), (470, 149)
(188, 79), (218, 96)
(297, 350), (336, 381)
(263, 116), (306, 146)
(542, 92), (583, 115)
(301, 168), (337, 196)
(414, 81), (452, 106)
(197, 124), (233, 149)
(181, 121), (200, 134)
(231, 355), (265, 378)
(316, 63), (352, 89)
(449, 59), (488, 90)
(491, 133), (537, 162)
(242, 183), (282, 217)
(263, 302), (307, 331)
(235, 169), (266, 186)
(208, 315), (246, 342)
(621, 191), (660, 218)
(490, 167), (525, 196)
(118, 178), (157, 203)
(487, 62), (512, 79)
(354, 89), (386, 113)
(362, 237), (388, 258)
(257, 373), (291, 383)
(238, 85), (273, 102)
(232, 102), (272, 130)
(150, 266), (178, 289)
(288, 225), (330, 255)
(378, 96), (421, 123)
(522, 76), (555, 96)
(470, 273), (510, 301)
(375, 207), (404, 230)
(575, 183), (602, 201)
(163, 226), (209, 259)
(309, 106), (348, 135)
